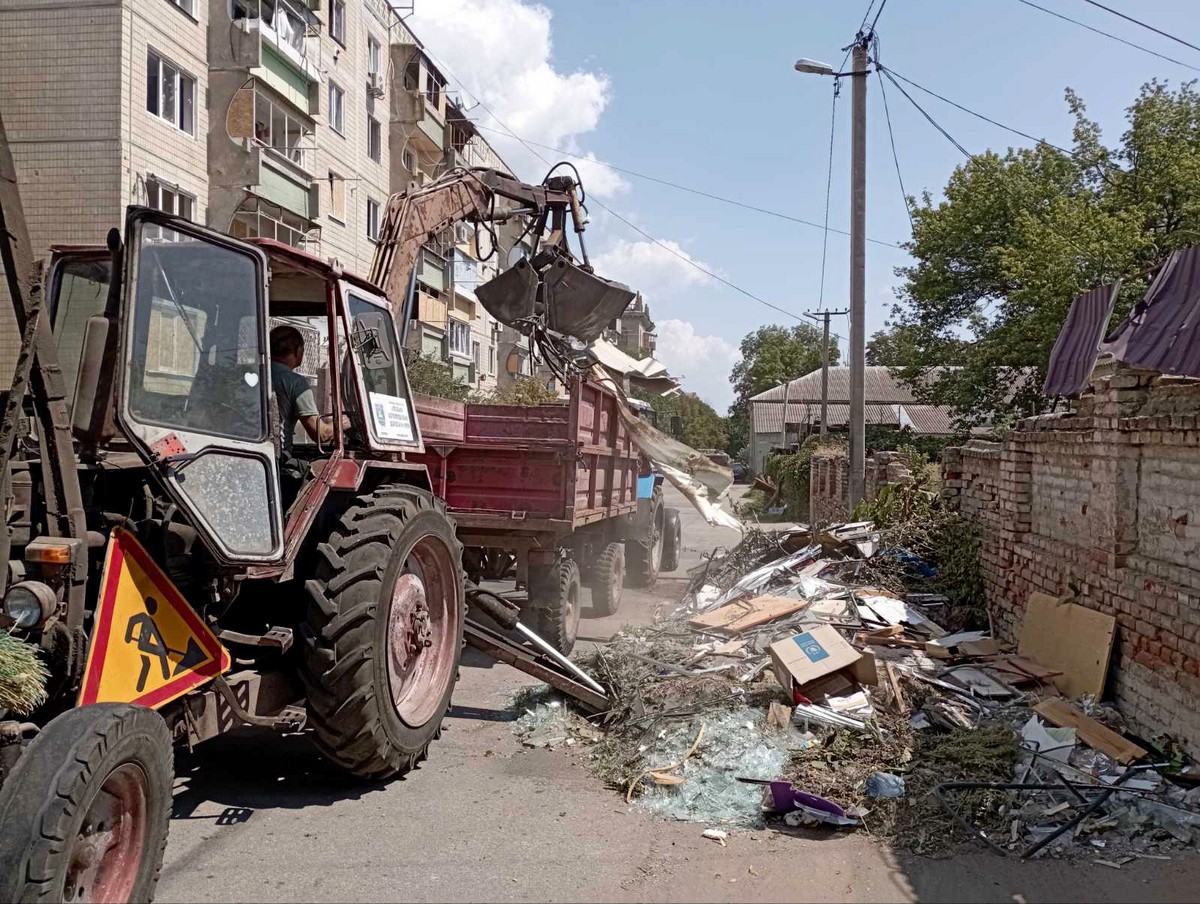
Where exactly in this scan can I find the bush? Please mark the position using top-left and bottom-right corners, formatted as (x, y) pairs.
(406, 353), (472, 401)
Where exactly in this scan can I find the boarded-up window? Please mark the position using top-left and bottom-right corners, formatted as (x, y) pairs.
(329, 172), (345, 222)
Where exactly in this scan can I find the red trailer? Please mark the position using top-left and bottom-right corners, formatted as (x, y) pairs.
(411, 377), (679, 654)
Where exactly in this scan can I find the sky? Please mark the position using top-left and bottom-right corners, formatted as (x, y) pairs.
(406, 0), (1200, 410)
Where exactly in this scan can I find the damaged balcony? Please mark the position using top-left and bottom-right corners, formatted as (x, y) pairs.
(391, 43), (448, 163)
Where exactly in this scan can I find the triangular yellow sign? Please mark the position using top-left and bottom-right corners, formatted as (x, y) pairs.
(78, 528), (230, 708)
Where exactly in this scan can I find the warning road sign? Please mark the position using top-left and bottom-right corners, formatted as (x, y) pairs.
(78, 528), (230, 708)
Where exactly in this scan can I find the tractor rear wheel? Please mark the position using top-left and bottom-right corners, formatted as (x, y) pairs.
(301, 485), (465, 780)
(626, 491), (664, 588)
(0, 704), (173, 904)
(526, 558), (581, 656)
(661, 507), (682, 573)
(590, 542), (625, 617)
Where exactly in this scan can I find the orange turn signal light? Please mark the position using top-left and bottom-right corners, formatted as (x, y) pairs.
(25, 543), (73, 564)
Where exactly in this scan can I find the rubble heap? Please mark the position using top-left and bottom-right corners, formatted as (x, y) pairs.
(522, 521), (1200, 859)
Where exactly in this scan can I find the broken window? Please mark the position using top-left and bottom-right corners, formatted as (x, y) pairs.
(329, 0), (345, 44)
(366, 198), (380, 242)
(367, 116), (381, 163)
(328, 171), (346, 222)
(328, 81), (345, 134)
(168, 0), (196, 17)
(146, 50), (195, 135)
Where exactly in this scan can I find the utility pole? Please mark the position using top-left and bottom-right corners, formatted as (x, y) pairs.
(795, 35), (871, 503)
(847, 38), (869, 506)
(805, 308), (849, 437)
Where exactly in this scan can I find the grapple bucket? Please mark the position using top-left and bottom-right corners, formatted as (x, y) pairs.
(475, 257), (538, 327)
(542, 258), (636, 343)
(475, 255), (635, 343)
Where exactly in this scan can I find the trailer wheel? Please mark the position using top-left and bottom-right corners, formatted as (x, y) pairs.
(0, 704), (172, 904)
(590, 542), (625, 617)
(661, 507), (682, 573)
(302, 485), (465, 780)
(527, 559), (581, 656)
(626, 491), (664, 588)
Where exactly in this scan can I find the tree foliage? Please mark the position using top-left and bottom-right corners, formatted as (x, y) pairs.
(724, 324), (840, 459)
(889, 81), (1200, 426)
(406, 353), (472, 401)
(632, 389), (726, 450)
(484, 375), (561, 406)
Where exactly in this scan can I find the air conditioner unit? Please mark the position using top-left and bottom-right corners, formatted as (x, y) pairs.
(367, 73), (384, 99)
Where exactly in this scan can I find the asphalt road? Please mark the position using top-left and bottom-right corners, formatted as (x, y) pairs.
(158, 485), (1200, 903)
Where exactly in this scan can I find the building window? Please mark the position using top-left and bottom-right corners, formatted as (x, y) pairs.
(146, 179), (195, 219)
(487, 344), (496, 375)
(448, 319), (471, 358)
(230, 200), (312, 250)
(366, 198), (380, 242)
(367, 116), (381, 163)
(402, 148), (416, 173)
(328, 81), (344, 134)
(328, 171), (345, 222)
(146, 50), (195, 135)
(254, 89), (314, 172)
(367, 35), (381, 78)
(168, 0), (195, 16)
(424, 69), (442, 109)
(329, 0), (345, 44)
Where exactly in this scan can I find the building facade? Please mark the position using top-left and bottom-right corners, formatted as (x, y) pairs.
(603, 293), (655, 360)
(0, 0), (523, 395)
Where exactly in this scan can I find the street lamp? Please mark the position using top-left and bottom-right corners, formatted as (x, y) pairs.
(794, 38), (870, 507)
(793, 58), (835, 76)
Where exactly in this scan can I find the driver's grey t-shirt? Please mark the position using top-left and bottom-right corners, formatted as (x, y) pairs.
(270, 360), (318, 456)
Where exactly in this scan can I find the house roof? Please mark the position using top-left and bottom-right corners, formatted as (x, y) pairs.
(748, 365), (947, 404)
(750, 400), (956, 435)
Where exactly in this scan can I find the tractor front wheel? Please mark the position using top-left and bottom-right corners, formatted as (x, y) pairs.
(0, 704), (173, 904)
(301, 485), (465, 780)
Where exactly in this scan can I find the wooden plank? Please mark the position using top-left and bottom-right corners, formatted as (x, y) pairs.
(1034, 698), (1147, 765)
(686, 594), (808, 634)
(1019, 593), (1115, 700)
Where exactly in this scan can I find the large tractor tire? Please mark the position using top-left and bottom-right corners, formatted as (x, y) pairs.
(301, 485), (465, 780)
(526, 558), (581, 656)
(626, 490), (664, 588)
(590, 542), (625, 618)
(0, 704), (173, 904)
(661, 507), (683, 574)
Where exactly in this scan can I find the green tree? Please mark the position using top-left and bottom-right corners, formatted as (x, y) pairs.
(632, 389), (726, 450)
(890, 81), (1200, 426)
(405, 353), (472, 401)
(866, 322), (966, 367)
(724, 324), (839, 459)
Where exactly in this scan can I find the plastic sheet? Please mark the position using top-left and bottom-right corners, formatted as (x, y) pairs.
(632, 708), (801, 826)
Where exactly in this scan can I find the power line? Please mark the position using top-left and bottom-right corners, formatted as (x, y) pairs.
(470, 124), (904, 249)
(876, 68), (914, 234)
(818, 82), (840, 310)
(1076, 0), (1200, 55)
(879, 65), (1073, 156)
(868, 0), (891, 33)
(419, 47), (848, 337)
(1014, 0), (1200, 73)
(879, 67), (1098, 263)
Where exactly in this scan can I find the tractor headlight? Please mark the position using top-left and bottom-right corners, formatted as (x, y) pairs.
(4, 581), (56, 630)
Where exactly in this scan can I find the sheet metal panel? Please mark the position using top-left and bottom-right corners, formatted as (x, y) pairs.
(1044, 283), (1119, 397)
(1104, 247), (1200, 379)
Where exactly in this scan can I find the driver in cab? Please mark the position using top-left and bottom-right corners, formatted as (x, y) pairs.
(269, 325), (334, 454)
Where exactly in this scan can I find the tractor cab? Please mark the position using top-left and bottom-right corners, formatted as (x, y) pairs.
(46, 208), (425, 572)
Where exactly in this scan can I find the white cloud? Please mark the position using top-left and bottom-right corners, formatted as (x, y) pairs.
(408, 0), (628, 196)
(654, 319), (738, 411)
(591, 238), (718, 298)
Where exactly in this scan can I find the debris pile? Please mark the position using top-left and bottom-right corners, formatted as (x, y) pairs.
(535, 522), (1200, 859)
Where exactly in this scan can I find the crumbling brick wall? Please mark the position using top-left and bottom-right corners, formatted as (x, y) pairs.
(943, 361), (1200, 749)
(809, 449), (913, 524)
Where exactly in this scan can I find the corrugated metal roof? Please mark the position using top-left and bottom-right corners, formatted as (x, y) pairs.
(1044, 284), (1119, 397)
(1104, 246), (1200, 379)
(751, 400), (954, 435)
(748, 366), (944, 403)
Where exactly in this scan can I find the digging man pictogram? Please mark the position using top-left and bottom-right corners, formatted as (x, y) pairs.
(124, 596), (172, 693)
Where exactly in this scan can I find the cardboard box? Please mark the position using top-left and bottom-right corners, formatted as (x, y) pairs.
(768, 625), (876, 698)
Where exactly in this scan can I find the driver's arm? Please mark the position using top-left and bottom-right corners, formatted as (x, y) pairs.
(294, 386), (333, 443)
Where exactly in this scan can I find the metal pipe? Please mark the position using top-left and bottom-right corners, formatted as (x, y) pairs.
(515, 623), (606, 695)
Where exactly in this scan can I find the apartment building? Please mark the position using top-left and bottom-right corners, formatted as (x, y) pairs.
(602, 293), (656, 359)
(0, 0), (532, 394)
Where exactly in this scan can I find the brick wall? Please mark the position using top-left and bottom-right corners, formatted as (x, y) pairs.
(808, 448), (913, 524)
(943, 361), (1200, 749)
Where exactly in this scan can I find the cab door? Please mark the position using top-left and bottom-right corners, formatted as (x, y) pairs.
(115, 207), (284, 565)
